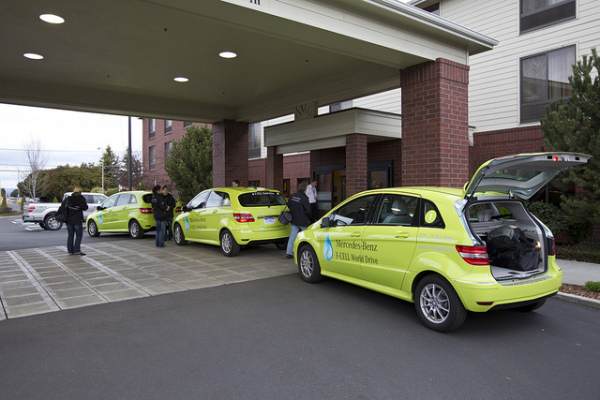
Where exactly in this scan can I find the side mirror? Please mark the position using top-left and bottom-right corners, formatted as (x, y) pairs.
(182, 205), (191, 212)
(96, 205), (104, 211)
(197, 202), (206, 209)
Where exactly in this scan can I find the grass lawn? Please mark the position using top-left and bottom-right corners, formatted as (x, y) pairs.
(557, 242), (600, 264)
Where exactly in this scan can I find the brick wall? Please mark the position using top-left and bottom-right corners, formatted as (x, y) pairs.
(346, 134), (368, 196)
(212, 120), (249, 187)
(283, 153), (311, 193)
(469, 126), (545, 173)
(401, 58), (470, 187)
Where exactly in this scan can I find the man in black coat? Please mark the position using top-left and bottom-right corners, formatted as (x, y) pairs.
(151, 185), (168, 247)
(60, 186), (88, 255)
(285, 181), (312, 258)
(162, 185), (176, 241)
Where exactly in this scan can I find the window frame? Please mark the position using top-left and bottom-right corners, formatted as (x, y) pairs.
(419, 198), (446, 229)
(372, 193), (420, 227)
(164, 119), (173, 134)
(519, 44), (576, 123)
(329, 194), (380, 228)
(148, 145), (156, 170)
(115, 194), (131, 207)
(187, 190), (210, 210)
(519, 0), (576, 34)
(148, 118), (156, 137)
(205, 191), (230, 208)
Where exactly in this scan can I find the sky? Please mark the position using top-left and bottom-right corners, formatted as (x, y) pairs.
(0, 104), (142, 191)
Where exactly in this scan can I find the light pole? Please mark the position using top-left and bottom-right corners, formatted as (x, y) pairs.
(128, 116), (133, 190)
(97, 147), (105, 193)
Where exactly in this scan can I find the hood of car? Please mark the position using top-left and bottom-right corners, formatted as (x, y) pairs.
(465, 152), (591, 200)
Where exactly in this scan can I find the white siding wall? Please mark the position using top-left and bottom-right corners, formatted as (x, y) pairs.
(439, 0), (600, 132)
(353, 88), (402, 114)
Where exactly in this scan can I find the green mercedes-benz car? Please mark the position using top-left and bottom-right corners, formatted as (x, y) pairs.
(86, 191), (158, 239)
(173, 187), (290, 256)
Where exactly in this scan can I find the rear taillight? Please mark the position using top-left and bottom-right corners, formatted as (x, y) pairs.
(27, 205), (35, 213)
(547, 237), (556, 256)
(139, 208), (153, 214)
(233, 213), (255, 223)
(456, 245), (489, 266)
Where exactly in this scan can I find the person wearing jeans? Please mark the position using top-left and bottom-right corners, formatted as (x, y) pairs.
(151, 185), (168, 247)
(61, 186), (88, 255)
(286, 181), (312, 259)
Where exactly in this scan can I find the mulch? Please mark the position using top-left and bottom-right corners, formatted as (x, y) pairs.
(561, 284), (600, 300)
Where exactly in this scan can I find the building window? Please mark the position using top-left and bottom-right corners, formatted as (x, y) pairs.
(148, 119), (156, 137)
(248, 123), (262, 159)
(165, 119), (173, 134)
(520, 45), (575, 123)
(520, 0), (576, 33)
(164, 141), (173, 160)
(148, 145), (156, 170)
(423, 3), (440, 15)
(183, 121), (192, 128)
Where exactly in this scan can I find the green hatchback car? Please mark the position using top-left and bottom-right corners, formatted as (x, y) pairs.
(86, 191), (157, 239)
(173, 187), (290, 256)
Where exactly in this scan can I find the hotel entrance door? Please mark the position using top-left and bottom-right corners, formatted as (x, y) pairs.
(315, 167), (345, 214)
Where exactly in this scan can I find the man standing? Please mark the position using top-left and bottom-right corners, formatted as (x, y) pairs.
(305, 179), (319, 221)
(151, 185), (167, 247)
(162, 185), (176, 241)
(285, 181), (312, 259)
(61, 186), (88, 256)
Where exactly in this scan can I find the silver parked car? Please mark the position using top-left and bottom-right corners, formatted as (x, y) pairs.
(23, 192), (108, 230)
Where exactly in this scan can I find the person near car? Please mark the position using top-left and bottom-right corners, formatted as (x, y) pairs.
(151, 185), (168, 247)
(285, 181), (312, 259)
(62, 186), (88, 255)
(232, 179), (240, 187)
(162, 185), (176, 241)
(305, 179), (319, 221)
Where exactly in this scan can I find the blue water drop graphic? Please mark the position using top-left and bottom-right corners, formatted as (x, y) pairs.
(323, 235), (334, 261)
(184, 216), (190, 231)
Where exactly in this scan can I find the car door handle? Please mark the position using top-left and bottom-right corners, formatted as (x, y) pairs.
(394, 231), (410, 239)
(351, 232), (361, 237)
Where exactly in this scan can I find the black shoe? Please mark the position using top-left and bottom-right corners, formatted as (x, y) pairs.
(75, 252), (86, 256)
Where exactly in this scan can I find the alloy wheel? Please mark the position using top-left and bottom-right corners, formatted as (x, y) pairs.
(46, 216), (60, 230)
(174, 225), (182, 244)
(299, 249), (314, 278)
(130, 221), (139, 237)
(419, 283), (450, 324)
(221, 232), (232, 254)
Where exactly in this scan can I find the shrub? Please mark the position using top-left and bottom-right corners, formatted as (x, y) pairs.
(584, 281), (600, 292)
(557, 243), (600, 264)
(528, 202), (569, 236)
(105, 187), (119, 196)
(90, 186), (104, 194)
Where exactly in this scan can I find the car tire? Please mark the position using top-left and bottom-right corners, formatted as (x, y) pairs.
(515, 299), (546, 312)
(220, 229), (240, 257)
(39, 222), (49, 230)
(275, 241), (287, 251)
(297, 245), (322, 283)
(129, 220), (144, 239)
(87, 220), (100, 237)
(174, 223), (187, 246)
(44, 213), (63, 231)
(414, 274), (467, 332)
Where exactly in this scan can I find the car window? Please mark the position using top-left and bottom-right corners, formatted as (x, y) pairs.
(206, 191), (229, 208)
(238, 191), (285, 207)
(116, 194), (131, 206)
(83, 194), (95, 203)
(102, 194), (119, 209)
(374, 194), (418, 226)
(188, 191), (210, 209)
(95, 195), (107, 204)
(331, 195), (378, 226)
(129, 195), (138, 204)
(421, 199), (445, 229)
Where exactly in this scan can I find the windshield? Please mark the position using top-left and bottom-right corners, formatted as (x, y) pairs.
(238, 192), (285, 207)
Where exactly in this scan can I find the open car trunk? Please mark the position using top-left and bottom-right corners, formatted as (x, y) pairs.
(465, 200), (546, 281)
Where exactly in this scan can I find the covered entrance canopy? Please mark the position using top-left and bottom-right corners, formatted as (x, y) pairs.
(0, 0), (496, 189)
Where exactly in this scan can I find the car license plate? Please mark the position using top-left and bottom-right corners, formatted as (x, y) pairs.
(264, 217), (276, 225)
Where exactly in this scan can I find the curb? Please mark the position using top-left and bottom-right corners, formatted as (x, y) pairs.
(556, 291), (600, 310)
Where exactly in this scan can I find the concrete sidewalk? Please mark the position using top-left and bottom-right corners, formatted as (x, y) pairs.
(558, 258), (600, 285)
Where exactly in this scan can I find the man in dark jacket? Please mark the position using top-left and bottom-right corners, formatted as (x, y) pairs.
(151, 185), (168, 247)
(61, 186), (88, 255)
(285, 181), (312, 258)
(162, 185), (176, 240)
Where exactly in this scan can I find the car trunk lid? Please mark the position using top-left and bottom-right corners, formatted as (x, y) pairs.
(464, 152), (590, 200)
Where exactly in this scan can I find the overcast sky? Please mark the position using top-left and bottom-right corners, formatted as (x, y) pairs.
(0, 104), (142, 191)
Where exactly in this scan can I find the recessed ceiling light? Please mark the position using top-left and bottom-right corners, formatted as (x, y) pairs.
(24, 53), (44, 60)
(173, 76), (189, 83)
(219, 51), (237, 59)
(39, 14), (65, 24)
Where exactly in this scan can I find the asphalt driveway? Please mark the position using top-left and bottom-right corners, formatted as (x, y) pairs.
(0, 274), (598, 400)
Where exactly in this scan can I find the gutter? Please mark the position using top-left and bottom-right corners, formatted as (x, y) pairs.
(365, 0), (498, 50)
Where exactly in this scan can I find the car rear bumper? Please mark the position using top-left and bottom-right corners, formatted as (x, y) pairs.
(232, 227), (290, 246)
(453, 268), (563, 312)
(22, 215), (43, 223)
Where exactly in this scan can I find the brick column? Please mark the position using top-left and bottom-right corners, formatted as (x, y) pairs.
(346, 134), (368, 196)
(401, 58), (470, 187)
(212, 120), (249, 187)
(265, 146), (283, 191)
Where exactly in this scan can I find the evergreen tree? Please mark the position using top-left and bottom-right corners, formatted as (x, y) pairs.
(541, 48), (600, 241)
(165, 126), (212, 202)
(119, 152), (144, 189)
(100, 145), (120, 189)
